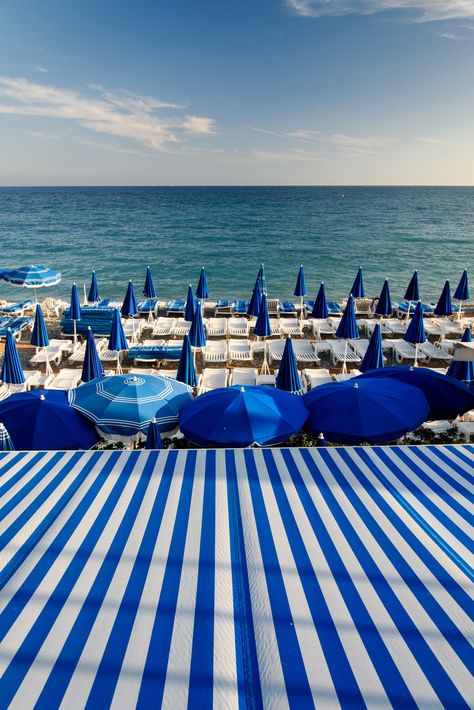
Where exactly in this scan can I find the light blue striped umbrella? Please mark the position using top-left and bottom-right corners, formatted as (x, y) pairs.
(81, 327), (105, 383)
(2, 264), (61, 303)
(30, 303), (52, 374)
(434, 280), (452, 317)
(145, 418), (164, 449)
(0, 422), (14, 451)
(360, 323), (384, 373)
(121, 280), (138, 318)
(404, 301), (426, 367)
(1, 329), (25, 385)
(374, 279), (392, 317)
(108, 309), (129, 373)
(69, 374), (192, 442)
(276, 337), (303, 394)
(196, 267), (209, 300)
(88, 271), (100, 303)
(350, 266), (364, 298)
(70, 283), (81, 343)
(184, 285), (196, 322)
(176, 333), (198, 387)
(189, 302), (206, 349)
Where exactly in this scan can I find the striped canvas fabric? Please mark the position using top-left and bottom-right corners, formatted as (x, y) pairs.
(0, 445), (472, 708)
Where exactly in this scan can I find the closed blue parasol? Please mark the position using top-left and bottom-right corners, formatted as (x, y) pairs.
(374, 279), (392, 317)
(255, 292), (272, 373)
(88, 271), (100, 303)
(446, 328), (474, 383)
(69, 374), (192, 442)
(70, 283), (81, 343)
(404, 300), (426, 366)
(1, 329), (25, 385)
(0, 422), (14, 451)
(0, 390), (99, 450)
(304, 378), (429, 444)
(360, 323), (384, 373)
(179, 385), (308, 447)
(311, 282), (329, 320)
(30, 303), (51, 374)
(336, 294), (359, 373)
(454, 270), (469, 319)
(81, 327), (105, 383)
(276, 337), (303, 393)
(350, 267), (364, 298)
(108, 308), (129, 373)
(188, 301), (206, 348)
(176, 333), (198, 387)
(145, 418), (164, 449)
(196, 266), (209, 300)
(184, 284), (196, 322)
(294, 265), (306, 321)
(404, 270), (419, 319)
(247, 278), (262, 317)
(357, 365), (474, 420)
(434, 280), (452, 317)
(121, 280), (138, 318)
(143, 266), (156, 299)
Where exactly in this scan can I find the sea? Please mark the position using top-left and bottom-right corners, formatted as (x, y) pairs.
(0, 186), (472, 304)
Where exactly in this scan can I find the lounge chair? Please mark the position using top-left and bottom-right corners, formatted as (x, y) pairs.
(388, 340), (428, 364)
(280, 318), (303, 336)
(267, 299), (280, 315)
(203, 340), (228, 363)
(292, 340), (320, 363)
(30, 344), (65, 368)
(327, 301), (342, 315)
(256, 373), (276, 387)
(206, 318), (228, 337)
(333, 370), (362, 382)
(0, 317), (33, 340)
(234, 300), (249, 314)
(42, 297), (68, 318)
(433, 318), (465, 337)
(166, 299), (185, 316)
(303, 368), (333, 389)
(159, 369), (178, 379)
(383, 319), (408, 336)
(0, 299), (35, 316)
(396, 301), (434, 318)
(47, 369), (82, 390)
(122, 319), (144, 342)
(279, 301), (297, 315)
(69, 337), (107, 362)
(267, 339), (286, 363)
(230, 367), (258, 386)
(329, 340), (362, 367)
(423, 321), (445, 337)
(419, 342), (452, 362)
(198, 368), (229, 394)
(360, 319), (393, 336)
(152, 317), (176, 337)
(268, 319), (281, 336)
(228, 317), (249, 337)
(137, 298), (159, 317)
(228, 339), (252, 361)
(311, 318), (336, 339)
(202, 300), (217, 316)
(215, 300), (234, 315)
(22, 370), (54, 389)
(172, 319), (192, 336)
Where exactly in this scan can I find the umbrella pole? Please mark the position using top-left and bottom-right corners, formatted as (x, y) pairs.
(261, 338), (270, 375)
(73, 320), (77, 345)
(341, 341), (348, 375)
(300, 295), (304, 323)
(44, 346), (52, 376)
(405, 300), (411, 320)
(116, 351), (123, 375)
(414, 343), (418, 368)
(83, 284), (88, 305)
(457, 300), (462, 321)
(148, 305), (154, 324)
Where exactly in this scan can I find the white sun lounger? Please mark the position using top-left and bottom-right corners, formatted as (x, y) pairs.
(333, 370), (362, 382)
(173, 319), (192, 337)
(329, 340), (362, 366)
(129, 367), (157, 376)
(228, 339), (252, 361)
(280, 318), (303, 336)
(30, 345), (64, 367)
(311, 318), (336, 339)
(267, 340), (286, 363)
(122, 319), (144, 342)
(22, 370), (54, 389)
(419, 341), (453, 362)
(160, 369), (178, 379)
(198, 367), (229, 394)
(292, 340), (320, 363)
(389, 340), (428, 364)
(152, 317), (176, 337)
(230, 367), (258, 386)
(267, 299), (280, 315)
(256, 373), (276, 387)
(47, 369), (82, 390)
(360, 319), (393, 336)
(68, 337), (107, 362)
(384, 319), (408, 336)
(268, 319), (281, 336)
(423, 321), (445, 337)
(203, 340), (228, 363)
(206, 318), (228, 337)
(303, 368), (333, 389)
(228, 318), (249, 337)
(433, 318), (465, 336)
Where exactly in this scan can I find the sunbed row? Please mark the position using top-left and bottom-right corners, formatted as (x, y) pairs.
(0, 316), (33, 340)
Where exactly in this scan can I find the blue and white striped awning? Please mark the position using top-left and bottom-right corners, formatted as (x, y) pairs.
(1, 265), (61, 288)
(0, 445), (472, 708)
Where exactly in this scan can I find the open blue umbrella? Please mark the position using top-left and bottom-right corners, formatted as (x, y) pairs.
(81, 327), (105, 383)
(357, 366), (474, 421)
(276, 337), (303, 394)
(311, 282), (329, 320)
(294, 265), (306, 321)
(176, 333), (198, 387)
(374, 279), (392, 317)
(70, 283), (81, 343)
(179, 385), (308, 447)
(145, 418), (164, 449)
(360, 323), (384, 373)
(404, 270), (419, 319)
(121, 280), (138, 318)
(108, 308), (129, 373)
(404, 300), (426, 366)
(69, 374), (192, 442)
(247, 278), (262, 317)
(88, 271), (100, 304)
(196, 266), (209, 300)
(188, 301), (206, 349)
(350, 267), (364, 298)
(304, 378), (429, 444)
(30, 303), (52, 374)
(255, 292), (272, 374)
(0, 390), (99, 450)
(2, 264), (61, 302)
(434, 279), (453, 317)
(446, 328), (474, 384)
(1, 329), (25, 385)
(0, 422), (14, 451)
(336, 294), (359, 373)
(143, 266), (156, 299)
(454, 270), (469, 318)
(184, 284), (196, 322)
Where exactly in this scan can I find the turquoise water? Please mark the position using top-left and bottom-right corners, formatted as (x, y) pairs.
(0, 186), (472, 303)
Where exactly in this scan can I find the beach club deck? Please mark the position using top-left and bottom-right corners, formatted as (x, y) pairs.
(0, 444), (472, 708)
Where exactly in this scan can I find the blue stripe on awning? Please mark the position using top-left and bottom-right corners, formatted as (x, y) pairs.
(0, 445), (472, 708)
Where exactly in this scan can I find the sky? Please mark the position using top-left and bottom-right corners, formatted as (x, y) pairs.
(0, 0), (473, 185)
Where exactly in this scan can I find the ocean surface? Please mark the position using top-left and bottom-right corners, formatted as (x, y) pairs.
(0, 186), (472, 304)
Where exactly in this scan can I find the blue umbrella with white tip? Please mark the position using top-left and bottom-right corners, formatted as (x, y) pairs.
(121, 280), (138, 318)
(70, 283), (81, 344)
(359, 323), (384, 373)
(374, 279), (392, 317)
(255, 293), (272, 374)
(188, 301), (206, 349)
(145, 418), (164, 449)
(108, 308), (129, 373)
(311, 282), (329, 320)
(184, 285), (196, 322)
(30, 303), (52, 374)
(336, 294), (359, 374)
(176, 333), (198, 387)
(350, 267), (364, 298)
(247, 277), (262, 317)
(294, 265), (306, 321)
(454, 270), (469, 319)
(404, 301), (426, 367)
(276, 337), (303, 394)
(87, 270), (100, 304)
(196, 266), (209, 300)
(404, 270), (419, 319)
(434, 280), (452, 317)
(81, 327), (105, 383)
(143, 266), (157, 322)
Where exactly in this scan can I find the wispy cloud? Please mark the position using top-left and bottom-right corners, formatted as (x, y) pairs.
(34, 66), (49, 73)
(438, 30), (468, 39)
(285, 1), (474, 23)
(414, 136), (473, 148)
(251, 148), (326, 162)
(0, 75), (216, 150)
(285, 128), (323, 140)
(330, 133), (393, 155)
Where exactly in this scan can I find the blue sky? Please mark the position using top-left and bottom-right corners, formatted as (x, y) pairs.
(0, 0), (473, 184)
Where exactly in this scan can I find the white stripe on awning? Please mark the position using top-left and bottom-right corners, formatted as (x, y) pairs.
(0, 444), (472, 708)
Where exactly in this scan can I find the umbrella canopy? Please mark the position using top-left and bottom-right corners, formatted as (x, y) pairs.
(2, 264), (61, 288)
(336, 294), (359, 339)
(69, 374), (192, 441)
(247, 278), (262, 317)
(184, 284), (196, 322)
(196, 267), (209, 299)
(88, 271), (100, 303)
(360, 323), (384, 373)
(446, 328), (474, 383)
(294, 265), (306, 297)
(404, 271), (420, 302)
(350, 267), (364, 298)
(254, 293), (272, 337)
(188, 301), (206, 348)
(30, 303), (49, 348)
(70, 283), (81, 321)
(0, 390), (99, 450)
(304, 378), (429, 444)
(82, 327), (105, 383)
(176, 333), (198, 386)
(454, 270), (469, 302)
(179, 385), (308, 447)
(145, 418), (163, 449)
(0, 422), (14, 451)
(108, 309), (129, 352)
(121, 280), (138, 318)
(434, 280), (452, 317)
(1, 329), (25, 385)
(374, 279), (392, 317)
(357, 366), (474, 420)
(275, 337), (303, 393)
(404, 301), (426, 344)
(143, 266), (156, 299)
(311, 282), (329, 319)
